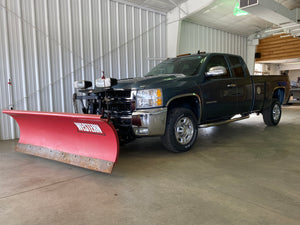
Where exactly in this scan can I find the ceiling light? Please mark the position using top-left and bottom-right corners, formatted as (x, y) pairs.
(272, 31), (287, 35)
(285, 62), (300, 65)
(233, 2), (249, 16)
(280, 34), (292, 38)
(265, 24), (300, 33)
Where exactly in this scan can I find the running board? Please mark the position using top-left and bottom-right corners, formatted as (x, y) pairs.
(199, 115), (250, 128)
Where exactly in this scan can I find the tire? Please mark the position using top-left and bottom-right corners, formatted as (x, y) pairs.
(161, 107), (198, 153)
(262, 99), (281, 126)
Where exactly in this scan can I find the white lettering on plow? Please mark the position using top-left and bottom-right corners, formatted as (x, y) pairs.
(74, 122), (103, 134)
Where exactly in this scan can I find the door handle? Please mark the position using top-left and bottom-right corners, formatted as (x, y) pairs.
(227, 83), (237, 88)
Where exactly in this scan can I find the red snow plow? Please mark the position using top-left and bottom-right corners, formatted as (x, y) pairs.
(3, 110), (119, 174)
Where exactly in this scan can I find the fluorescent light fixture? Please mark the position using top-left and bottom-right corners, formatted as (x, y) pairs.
(280, 34), (292, 38)
(286, 62), (300, 65)
(265, 24), (300, 33)
(272, 31), (287, 35)
(233, 2), (248, 16)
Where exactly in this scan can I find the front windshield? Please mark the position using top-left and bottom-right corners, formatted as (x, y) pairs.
(146, 55), (205, 76)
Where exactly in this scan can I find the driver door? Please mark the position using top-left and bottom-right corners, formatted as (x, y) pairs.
(201, 55), (238, 121)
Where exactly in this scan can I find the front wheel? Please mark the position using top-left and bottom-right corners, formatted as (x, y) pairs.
(161, 108), (198, 153)
(262, 99), (282, 126)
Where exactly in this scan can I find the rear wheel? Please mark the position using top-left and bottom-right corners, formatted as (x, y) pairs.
(161, 108), (198, 153)
(263, 99), (281, 126)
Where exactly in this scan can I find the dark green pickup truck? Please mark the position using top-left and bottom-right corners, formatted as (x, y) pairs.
(74, 53), (290, 152)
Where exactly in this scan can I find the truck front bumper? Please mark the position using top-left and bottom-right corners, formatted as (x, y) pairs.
(132, 108), (167, 136)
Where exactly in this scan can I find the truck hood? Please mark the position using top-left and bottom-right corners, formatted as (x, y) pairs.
(113, 74), (189, 90)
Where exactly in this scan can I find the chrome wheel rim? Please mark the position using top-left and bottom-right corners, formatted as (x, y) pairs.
(175, 117), (194, 145)
(272, 104), (281, 122)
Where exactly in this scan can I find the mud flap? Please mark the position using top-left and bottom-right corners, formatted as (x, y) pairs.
(2, 110), (119, 174)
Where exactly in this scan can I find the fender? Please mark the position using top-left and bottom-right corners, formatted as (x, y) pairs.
(166, 93), (202, 123)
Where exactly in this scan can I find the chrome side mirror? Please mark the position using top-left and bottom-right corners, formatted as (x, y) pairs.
(205, 66), (227, 77)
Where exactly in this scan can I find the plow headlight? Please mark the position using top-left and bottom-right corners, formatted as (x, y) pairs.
(136, 89), (163, 109)
(95, 78), (112, 88)
(74, 80), (92, 89)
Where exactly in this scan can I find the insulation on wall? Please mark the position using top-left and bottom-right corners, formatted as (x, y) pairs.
(0, 0), (166, 140)
(179, 20), (247, 61)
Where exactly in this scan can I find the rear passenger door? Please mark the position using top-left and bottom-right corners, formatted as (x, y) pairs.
(228, 55), (253, 114)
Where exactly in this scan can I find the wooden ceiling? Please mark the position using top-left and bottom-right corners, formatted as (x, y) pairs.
(256, 34), (300, 62)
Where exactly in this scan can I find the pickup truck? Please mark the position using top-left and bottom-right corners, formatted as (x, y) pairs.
(74, 52), (290, 153)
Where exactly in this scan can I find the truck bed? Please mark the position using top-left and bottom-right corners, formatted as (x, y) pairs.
(251, 75), (290, 112)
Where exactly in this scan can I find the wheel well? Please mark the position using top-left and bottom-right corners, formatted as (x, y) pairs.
(167, 96), (200, 121)
(273, 88), (285, 104)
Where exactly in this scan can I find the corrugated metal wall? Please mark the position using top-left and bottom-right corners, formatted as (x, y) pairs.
(179, 20), (248, 61)
(0, 0), (166, 140)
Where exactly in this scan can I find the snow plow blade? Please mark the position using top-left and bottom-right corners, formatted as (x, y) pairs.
(2, 110), (119, 174)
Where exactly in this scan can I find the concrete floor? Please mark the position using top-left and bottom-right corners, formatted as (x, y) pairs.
(1, 106), (300, 225)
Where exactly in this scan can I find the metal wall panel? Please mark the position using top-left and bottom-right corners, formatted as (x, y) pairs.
(0, 0), (166, 140)
(179, 20), (248, 61)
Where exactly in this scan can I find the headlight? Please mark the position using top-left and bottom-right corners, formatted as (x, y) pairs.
(136, 89), (163, 109)
(95, 78), (117, 88)
(74, 80), (92, 89)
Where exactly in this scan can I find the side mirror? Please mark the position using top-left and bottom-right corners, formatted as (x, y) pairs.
(205, 66), (227, 77)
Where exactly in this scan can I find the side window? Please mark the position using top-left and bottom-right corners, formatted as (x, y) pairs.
(205, 55), (230, 79)
(229, 56), (244, 78)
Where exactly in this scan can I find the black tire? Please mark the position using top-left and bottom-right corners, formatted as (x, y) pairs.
(262, 99), (281, 126)
(161, 107), (198, 153)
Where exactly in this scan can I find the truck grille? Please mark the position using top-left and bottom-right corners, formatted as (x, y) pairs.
(104, 89), (134, 119)
(107, 102), (132, 112)
(105, 89), (131, 99)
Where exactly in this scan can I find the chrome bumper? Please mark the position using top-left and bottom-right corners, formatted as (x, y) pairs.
(132, 108), (167, 136)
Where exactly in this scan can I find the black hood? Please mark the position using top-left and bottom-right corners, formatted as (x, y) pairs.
(113, 74), (189, 90)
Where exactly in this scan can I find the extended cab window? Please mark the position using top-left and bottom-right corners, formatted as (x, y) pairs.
(205, 55), (230, 79)
(229, 56), (244, 78)
(146, 56), (204, 76)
